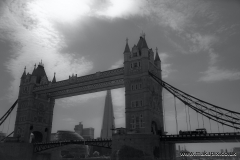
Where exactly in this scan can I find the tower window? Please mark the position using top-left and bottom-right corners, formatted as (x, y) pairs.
(138, 62), (141, 67)
(131, 85), (134, 90)
(140, 115), (144, 128)
(136, 101), (139, 107)
(139, 83), (142, 89)
(131, 101), (135, 107)
(136, 116), (139, 128)
(136, 84), (138, 90)
(133, 52), (137, 57)
(140, 100), (143, 106)
(134, 62), (138, 68)
(131, 116), (135, 129)
(131, 63), (133, 68)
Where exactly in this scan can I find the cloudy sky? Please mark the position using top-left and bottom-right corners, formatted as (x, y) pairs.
(1, 0), (240, 152)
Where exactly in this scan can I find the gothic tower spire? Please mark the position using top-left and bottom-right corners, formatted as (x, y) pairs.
(101, 90), (115, 139)
(124, 38), (130, 53)
(21, 66), (26, 79)
(52, 72), (56, 83)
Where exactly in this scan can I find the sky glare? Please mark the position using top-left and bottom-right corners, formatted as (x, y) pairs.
(0, 0), (240, 152)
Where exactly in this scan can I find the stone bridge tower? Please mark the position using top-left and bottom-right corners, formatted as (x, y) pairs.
(112, 35), (175, 160)
(14, 62), (55, 143)
(124, 35), (164, 135)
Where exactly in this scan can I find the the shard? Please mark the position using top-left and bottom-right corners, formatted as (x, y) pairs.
(100, 90), (115, 139)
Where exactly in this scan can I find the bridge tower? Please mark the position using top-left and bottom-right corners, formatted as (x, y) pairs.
(124, 35), (164, 134)
(112, 35), (175, 160)
(14, 62), (55, 143)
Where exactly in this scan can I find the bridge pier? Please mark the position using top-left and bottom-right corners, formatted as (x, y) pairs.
(112, 134), (176, 160)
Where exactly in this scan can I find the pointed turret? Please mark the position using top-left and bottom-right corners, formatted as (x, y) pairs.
(154, 47), (160, 62)
(32, 64), (36, 74)
(52, 72), (56, 83)
(137, 33), (148, 49)
(21, 66), (26, 79)
(124, 38), (130, 53)
(154, 47), (161, 69)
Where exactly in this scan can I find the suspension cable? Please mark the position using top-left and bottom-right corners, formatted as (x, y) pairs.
(1, 121), (4, 132)
(209, 118), (212, 133)
(196, 111), (199, 129)
(208, 109), (212, 133)
(201, 106), (205, 128)
(184, 104), (189, 131)
(7, 112), (12, 135)
(163, 89), (166, 132)
(174, 96), (178, 134)
(148, 72), (240, 129)
(187, 104), (191, 131)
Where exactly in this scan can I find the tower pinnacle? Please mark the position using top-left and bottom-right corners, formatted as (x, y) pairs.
(155, 47), (160, 62)
(124, 38), (130, 53)
(52, 72), (56, 83)
(21, 66), (26, 79)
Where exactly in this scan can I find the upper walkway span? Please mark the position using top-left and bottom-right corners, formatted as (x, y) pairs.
(33, 67), (124, 99)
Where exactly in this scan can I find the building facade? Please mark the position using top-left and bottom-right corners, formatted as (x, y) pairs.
(82, 128), (94, 139)
(74, 122), (83, 136)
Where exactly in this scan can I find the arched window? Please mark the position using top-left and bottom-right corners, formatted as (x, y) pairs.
(131, 116), (135, 129)
(136, 116), (139, 128)
(131, 101), (135, 108)
(136, 101), (139, 107)
(140, 115), (144, 128)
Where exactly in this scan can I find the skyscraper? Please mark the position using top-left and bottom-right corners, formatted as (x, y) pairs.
(100, 90), (115, 138)
(74, 122), (83, 135)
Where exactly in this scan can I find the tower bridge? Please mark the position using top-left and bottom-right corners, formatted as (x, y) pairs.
(0, 35), (240, 160)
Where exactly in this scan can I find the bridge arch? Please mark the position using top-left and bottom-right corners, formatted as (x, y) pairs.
(30, 131), (43, 143)
(151, 121), (158, 135)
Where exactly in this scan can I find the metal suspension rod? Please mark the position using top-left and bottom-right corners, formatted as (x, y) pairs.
(187, 104), (191, 131)
(7, 111), (12, 135)
(201, 107), (205, 128)
(196, 111), (199, 128)
(209, 118), (212, 133)
(1, 121), (4, 132)
(208, 109), (212, 133)
(217, 121), (220, 132)
(163, 90), (166, 132)
(174, 96), (178, 134)
(222, 124), (224, 133)
(185, 104), (189, 131)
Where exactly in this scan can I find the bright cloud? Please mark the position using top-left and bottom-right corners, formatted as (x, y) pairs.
(159, 53), (174, 78)
(0, 1), (93, 101)
(188, 33), (218, 53)
(109, 59), (123, 70)
(27, 0), (91, 24)
(199, 66), (240, 82)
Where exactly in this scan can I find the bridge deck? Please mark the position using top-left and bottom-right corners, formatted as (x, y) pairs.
(34, 139), (112, 153)
(160, 132), (240, 143)
(34, 133), (240, 153)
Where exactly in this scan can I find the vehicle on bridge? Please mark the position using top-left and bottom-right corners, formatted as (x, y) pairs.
(179, 128), (207, 135)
